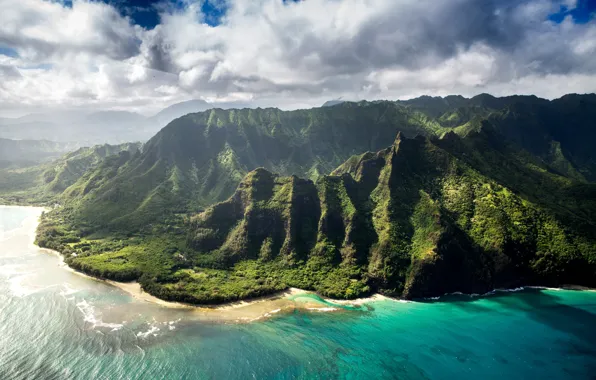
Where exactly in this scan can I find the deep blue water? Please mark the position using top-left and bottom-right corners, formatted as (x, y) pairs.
(1, 206), (595, 379)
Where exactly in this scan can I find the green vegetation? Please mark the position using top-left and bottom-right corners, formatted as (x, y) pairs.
(15, 93), (596, 304)
(49, 94), (596, 235)
(56, 101), (464, 232)
(37, 131), (596, 303)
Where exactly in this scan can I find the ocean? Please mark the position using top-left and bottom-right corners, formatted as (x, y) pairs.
(1, 206), (595, 379)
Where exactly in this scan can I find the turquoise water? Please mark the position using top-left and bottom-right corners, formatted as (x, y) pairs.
(1, 206), (595, 379)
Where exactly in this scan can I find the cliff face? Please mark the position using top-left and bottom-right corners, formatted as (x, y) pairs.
(188, 132), (596, 299)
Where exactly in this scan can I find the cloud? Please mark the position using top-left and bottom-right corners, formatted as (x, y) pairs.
(0, 0), (140, 62)
(0, 0), (594, 115)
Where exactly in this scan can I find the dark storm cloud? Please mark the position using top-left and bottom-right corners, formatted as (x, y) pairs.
(142, 29), (175, 73)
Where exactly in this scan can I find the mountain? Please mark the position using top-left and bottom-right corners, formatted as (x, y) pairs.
(85, 111), (146, 125)
(0, 101), (256, 145)
(177, 132), (595, 301)
(13, 111), (87, 124)
(0, 121), (63, 141)
(38, 129), (595, 304)
(0, 138), (79, 168)
(148, 99), (255, 129)
(30, 93), (596, 304)
(58, 102), (461, 232)
(0, 110), (147, 145)
(57, 95), (596, 234)
(0, 142), (141, 205)
(484, 94), (596, 181)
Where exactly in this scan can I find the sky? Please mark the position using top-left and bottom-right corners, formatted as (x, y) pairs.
(0, 0), (595, 116)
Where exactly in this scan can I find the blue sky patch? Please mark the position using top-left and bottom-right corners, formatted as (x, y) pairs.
(0, 46), (19, 58)
(200, 0), (228, 26)
(549, 0), (596, 23)
(65, 0), (229, 29)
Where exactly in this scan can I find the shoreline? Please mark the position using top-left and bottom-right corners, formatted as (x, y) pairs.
(34, 241), (368, 322)
(42, 245), (317, 312)
(104, 280), (315, 311)
(10, 205), (395, 312)
(4, 205), (595, 319)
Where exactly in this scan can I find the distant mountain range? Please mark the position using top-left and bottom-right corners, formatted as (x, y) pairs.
(148, 99), (212, 128)
(0, 138), (78, 169)
(0, 99), (252, 145)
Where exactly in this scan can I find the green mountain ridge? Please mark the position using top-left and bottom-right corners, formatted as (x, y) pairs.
(179, 132), (595, 300)
(57, 94), (596, 234)
(35, 127), (596, 303)
(61, 102), (450, 231)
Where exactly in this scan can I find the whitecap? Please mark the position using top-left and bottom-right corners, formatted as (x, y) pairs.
(307, 307), (338, 312)
(136, 325), (160, 339)
(497, 287), (526, 293)
(75, 299), (124, 331)
(59, 283), (80, 301)
(262, 308), (283, 318)
(526, 286), (562, 291)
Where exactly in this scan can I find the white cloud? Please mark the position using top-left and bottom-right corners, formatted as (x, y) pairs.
(0, 0), (140, 61)
(0, 0), (594, 116)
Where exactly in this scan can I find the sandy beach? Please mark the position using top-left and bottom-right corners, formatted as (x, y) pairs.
(104, 279), (310, 311)
(5, 205), (376, 320)
(6, 204), (594, 323)
(46, 244), (340, 319)
(5, 204), (388, 316)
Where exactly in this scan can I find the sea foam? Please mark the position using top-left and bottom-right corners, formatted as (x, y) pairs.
(75, 299), (124, 331)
